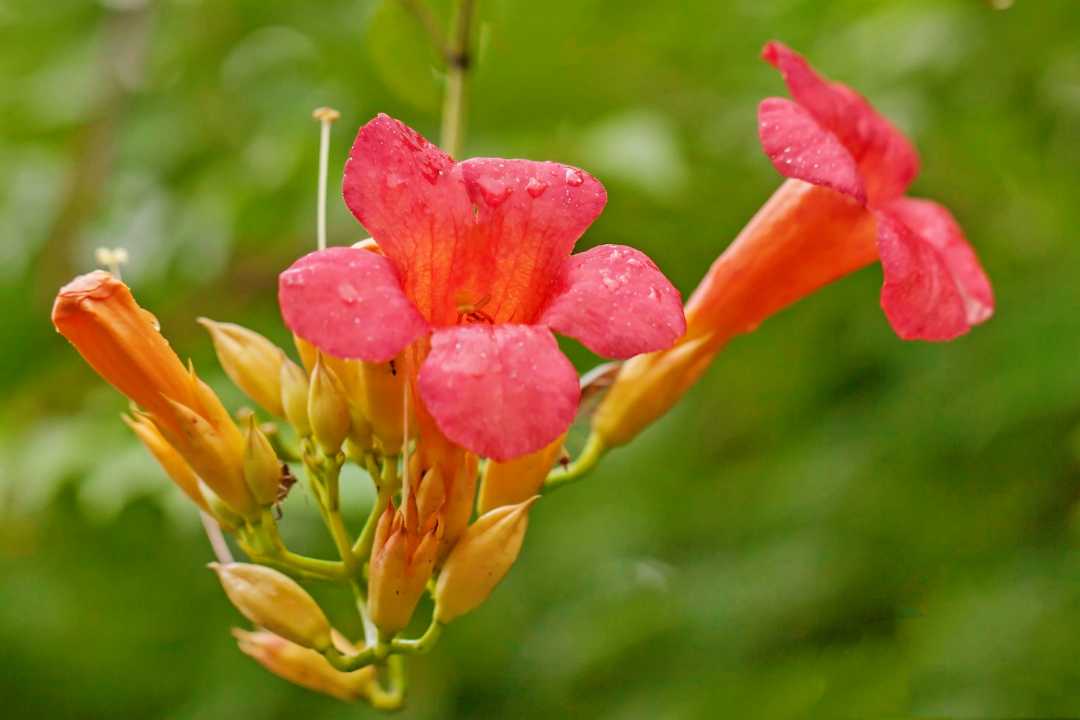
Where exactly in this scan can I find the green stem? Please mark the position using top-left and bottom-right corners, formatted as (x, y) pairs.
(543, 433), (607, 492)
(367, 656), (406, 711)
(391, 618), (444, 655)
(440, 0), (476, 158)
(236, 536), (345, 582)
(304, 450), (357, 576)
(323, 645), (377, 672)
(352, 455), (399, 560)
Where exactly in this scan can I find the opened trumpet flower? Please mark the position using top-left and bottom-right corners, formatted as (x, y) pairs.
(593, 41), (995, 448)
(279, 114), (686, 461)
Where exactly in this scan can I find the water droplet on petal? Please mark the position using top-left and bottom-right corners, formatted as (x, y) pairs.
(564, 168), (584, 187)
(338, 282), (361, 305)
(526, 177), (548, 198)
(475, 175), (513, 207)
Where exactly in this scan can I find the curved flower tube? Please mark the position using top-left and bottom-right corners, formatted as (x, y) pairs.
(279, 114), (686, 461)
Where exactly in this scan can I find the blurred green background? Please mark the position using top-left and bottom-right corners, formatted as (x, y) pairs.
(3, 0), (1080, 717)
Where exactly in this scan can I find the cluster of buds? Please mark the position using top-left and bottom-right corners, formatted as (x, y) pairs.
(51, 42), (993, 712)
(52, 268), (551, 709)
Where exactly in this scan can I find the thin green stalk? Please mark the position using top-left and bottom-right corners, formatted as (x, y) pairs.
(391, 618), (443, 655)
(543, 433), (607, 492)
(303, 450), (357, 576)
(440, 0), (476, 158)
(352, 456), (399, 559)
(368, 656), (406, 711)
(323, 645), (377, 672)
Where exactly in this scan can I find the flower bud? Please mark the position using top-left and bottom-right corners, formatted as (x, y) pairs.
(478, 433), (565, 514)
(198, 318), (286, 417)
(412, 420), (476, 554)
(294, 335), (319, 375)
(52, 271), (197, 430)
(367, 503), (439, 635)
(280, 358), (311, 437)
(308, 356), (351, 454)
(434, 497), (538, 624)
(243, 416), (283, 506)
(328, 356), (376, 451)
(360, 357), (407, 453)
(414, 466), (445, 529)
(157, 391), (255, 517)
(211, 562), (332, 651)
(591, 334), (713, 448)
(123, 412), (209, 513)
(200, 480), (243, 531)
(233, 628), (375, 702)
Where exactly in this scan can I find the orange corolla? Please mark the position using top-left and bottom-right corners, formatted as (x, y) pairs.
(278, 115), (687, 461)
(52, 271), (255, 515)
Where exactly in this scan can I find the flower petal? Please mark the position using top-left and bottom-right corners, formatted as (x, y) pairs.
(762, 41), (919, 205)
(278, 246), (429, 362)
(540, 244), (686, 359)
(418, 324), (579, 461)
(876, 198), (994, 341)
(758, 98), (866, 204)
(342, 114), (471, 324)
(342, 115), (607, 326)
(456, 158), (607, 324)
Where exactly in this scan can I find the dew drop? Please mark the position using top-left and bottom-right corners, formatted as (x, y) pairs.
(564, 168), (584, 187)
(526, 177), (548, 198)
(475, 176), (513, 207)
(338, 282), (361, 305)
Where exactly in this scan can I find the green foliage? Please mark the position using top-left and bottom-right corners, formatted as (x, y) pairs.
(2, 0), (1080, 717)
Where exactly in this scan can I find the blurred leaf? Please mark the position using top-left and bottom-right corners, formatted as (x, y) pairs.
(367, 0), (443, 112)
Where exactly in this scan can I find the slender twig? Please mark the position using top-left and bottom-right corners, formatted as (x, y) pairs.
(367, 656), (407, 710)
(543, 433), (607, 493)
(440, 0), (477, 158)
(391, 618), (443, 654)
(200, 511), (234, 563)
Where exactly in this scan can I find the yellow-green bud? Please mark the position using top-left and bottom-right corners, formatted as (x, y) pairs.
(308, 355), (351, 455)
(210, 562), (332, 651)
(280, 358), (311, 437)
(233, 628), (376, 702)
(198, 318), (286, 417)
(123, 412), (210, 513)
(243, 416), (282, 506)
(478, 433), (565, 514)
(360, 358), (406, 453)
(367, 503), (439, 635)
(434, 497), (537, 624)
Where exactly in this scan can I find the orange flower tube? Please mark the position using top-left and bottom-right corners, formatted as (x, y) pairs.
(52, 271), (255, 515)
(594, 180), (876, 447)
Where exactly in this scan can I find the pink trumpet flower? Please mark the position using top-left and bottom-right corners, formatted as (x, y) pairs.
(279, 114), (686, 460)
(758, 41), (994, 340)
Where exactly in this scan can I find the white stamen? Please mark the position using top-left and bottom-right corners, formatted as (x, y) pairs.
(312, 107), (341, 251)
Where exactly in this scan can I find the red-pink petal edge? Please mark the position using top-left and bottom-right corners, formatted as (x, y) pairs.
(758, 97), (866, 204)
(279, 246), (429, 362)
(540, 244), (686, 359)
(417, 324), (580, 460)
(875, 198), (994, 341)
(761, 41), (919, 205)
